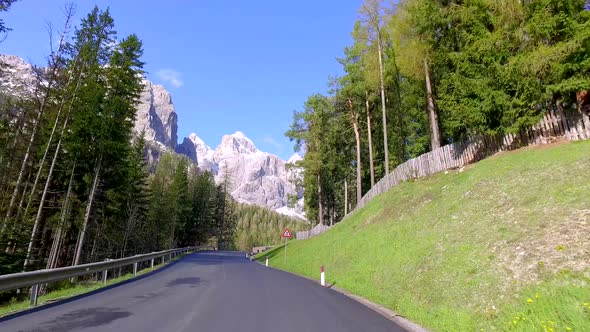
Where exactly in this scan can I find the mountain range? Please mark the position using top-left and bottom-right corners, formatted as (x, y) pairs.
(0, 54), (305, 219)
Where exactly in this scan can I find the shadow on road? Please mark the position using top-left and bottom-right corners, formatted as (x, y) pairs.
(21, 307), (132, 332)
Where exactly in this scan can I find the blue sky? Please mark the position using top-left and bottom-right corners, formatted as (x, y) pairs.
(2, 1), (361, 160)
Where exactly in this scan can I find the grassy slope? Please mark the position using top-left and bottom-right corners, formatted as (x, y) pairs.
(257, 141), (590, 332)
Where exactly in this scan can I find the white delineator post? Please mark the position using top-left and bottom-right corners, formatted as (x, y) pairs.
(320, 265), (325, 286)
(265, 257), (269, 267)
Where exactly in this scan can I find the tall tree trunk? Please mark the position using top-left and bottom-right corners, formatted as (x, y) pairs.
(348, 99), (362, 204)
(90, 212), (104, 261)
(317, 173), (323, 226)
(47, 160), (75, 270)
(425, 59), (441, 150)
(0, 11), (73, 234)
(344, 178), (348, 216)
(21, 59), (81, 232)
(329, 205), (334, 227)
(0, 106), (27, 192)
(4, 169), (32, 253)
(24, 116), (69, 268)
(365, 91), (375, 188)
(24, 64), (82, 269)
(377, 31), (389, 175)
(1, 104), (47, 235)
(73, 154), (102, 266)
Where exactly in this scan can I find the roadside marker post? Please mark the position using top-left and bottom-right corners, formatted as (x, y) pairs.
(281, 228), (292, 264)
(30, 284), (39, 306)
(321, 265), (325, 286)
(265, 257), (268, 267)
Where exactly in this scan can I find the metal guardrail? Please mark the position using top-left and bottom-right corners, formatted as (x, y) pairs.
(0, 245), (215, 306)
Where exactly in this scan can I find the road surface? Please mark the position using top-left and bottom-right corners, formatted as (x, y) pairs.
(0, 251), (406, 332)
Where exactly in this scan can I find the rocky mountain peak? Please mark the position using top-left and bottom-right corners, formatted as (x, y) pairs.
(0, 54), (39, 97)
(287, 152), (303, 164)
(1, 54), (304, 219)
(134, 79), (178, 150)
(218, 131), (258, 155)
(187, 133), (212, 156)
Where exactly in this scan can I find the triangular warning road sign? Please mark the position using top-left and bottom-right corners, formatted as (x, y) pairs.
(282, 228), (292, 238)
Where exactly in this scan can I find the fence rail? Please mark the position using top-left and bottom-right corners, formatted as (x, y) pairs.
(296, 223), (331, 240)
(349, 105), (590, 216)
(0, 245), (214, 306)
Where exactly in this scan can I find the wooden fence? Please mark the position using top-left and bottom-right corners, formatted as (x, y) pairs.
(296, 223), (331, 240)
(348, 105), (590, 216)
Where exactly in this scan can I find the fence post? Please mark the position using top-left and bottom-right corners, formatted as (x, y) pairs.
(133, 262), (138, 276)
(30, 284), (39, 307)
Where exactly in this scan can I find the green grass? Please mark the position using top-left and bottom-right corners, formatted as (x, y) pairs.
(0, 254), (186, 317)
(257, 141), (590, 331)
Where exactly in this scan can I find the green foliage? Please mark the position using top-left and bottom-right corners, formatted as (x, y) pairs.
(145, 152), (240, 251)
(233, 203), (308, 251)
(259, 140), (590, 332)
(286, 94), (351, 225)
(290, 0), (590, 226)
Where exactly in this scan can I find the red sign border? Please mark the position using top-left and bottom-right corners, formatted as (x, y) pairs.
(282, 228), (292, 238)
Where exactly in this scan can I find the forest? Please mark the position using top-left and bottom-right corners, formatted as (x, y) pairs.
(0, 0), (303, 291)
(287, 0), (590, 225)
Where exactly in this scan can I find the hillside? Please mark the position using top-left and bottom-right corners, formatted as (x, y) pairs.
(257, 141), (590, 332)
(234, 203), (308, 251)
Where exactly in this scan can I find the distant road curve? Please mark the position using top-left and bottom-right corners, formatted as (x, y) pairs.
(0, 251), (405, 332)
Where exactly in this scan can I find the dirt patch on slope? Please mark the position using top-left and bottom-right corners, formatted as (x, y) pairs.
(494, 209), (590, 285)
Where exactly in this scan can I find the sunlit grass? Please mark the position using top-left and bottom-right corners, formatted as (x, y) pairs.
(257, 141), (590, 331)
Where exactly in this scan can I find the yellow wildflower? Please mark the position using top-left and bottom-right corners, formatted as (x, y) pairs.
(527, 298), (534, 303)
(566, 327), (572, 331)
(535, 293), (540, 299)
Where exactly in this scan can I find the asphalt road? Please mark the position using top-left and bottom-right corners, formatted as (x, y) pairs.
(0, 251), (406, 332)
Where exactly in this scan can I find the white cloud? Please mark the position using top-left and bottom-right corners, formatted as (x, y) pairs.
(263, 136), (283, 150)
(156, 69), (183, 88)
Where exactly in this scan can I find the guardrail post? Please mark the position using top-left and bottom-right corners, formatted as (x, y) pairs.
(133, 262), (138, 276)
(102, 269), (108, 284)
(150, 258), (154, 269)
(30, 284), (39, 306)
